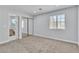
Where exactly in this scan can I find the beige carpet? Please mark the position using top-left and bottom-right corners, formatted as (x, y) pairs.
(0, 36), (79, 53)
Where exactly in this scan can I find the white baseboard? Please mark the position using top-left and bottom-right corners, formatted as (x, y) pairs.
(22, 33), (32, 35)
(0, 34), (78, 45)
(34, 34), (78, 44)
(0, 39), (16, 44)
(78, 42), (79, 46)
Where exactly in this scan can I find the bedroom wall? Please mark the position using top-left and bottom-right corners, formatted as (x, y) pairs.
(34, 6), (78, 43)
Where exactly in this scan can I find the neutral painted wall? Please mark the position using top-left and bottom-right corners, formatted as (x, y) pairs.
(34, 6), (78, 43)
(0, 7), (31, 43)
(0, 9), (8, 42)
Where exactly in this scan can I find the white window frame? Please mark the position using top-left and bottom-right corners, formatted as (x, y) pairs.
(49, 14), (65, 29)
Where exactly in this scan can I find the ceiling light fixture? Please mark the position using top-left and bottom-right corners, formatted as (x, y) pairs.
(33, 11), (37, 13)
(33, 8), (42, 14)
(56, 5), (59, 7)
(39, 8), (42, 11)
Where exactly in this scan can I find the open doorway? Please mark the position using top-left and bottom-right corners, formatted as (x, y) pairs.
(8, 15), (19, 40)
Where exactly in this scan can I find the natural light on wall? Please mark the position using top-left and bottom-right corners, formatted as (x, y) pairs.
(49, 14), (65, 29)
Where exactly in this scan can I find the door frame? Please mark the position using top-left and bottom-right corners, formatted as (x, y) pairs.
(8, 14), (19, 40)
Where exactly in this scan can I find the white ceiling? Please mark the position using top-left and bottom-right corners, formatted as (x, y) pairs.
(0, 5), (74, 16)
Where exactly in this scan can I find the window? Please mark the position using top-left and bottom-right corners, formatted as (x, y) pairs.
(57, 14), (65, 29)
(49, 16), (56, 29)
(49, 14), (65, 29)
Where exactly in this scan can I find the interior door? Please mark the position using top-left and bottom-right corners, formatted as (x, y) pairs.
(8, 16), (19, 40)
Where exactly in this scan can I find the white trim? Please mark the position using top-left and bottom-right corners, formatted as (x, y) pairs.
(29, 33), (33, 35)
(0, 38), (16, 44)
(34, 34), (77, 44)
